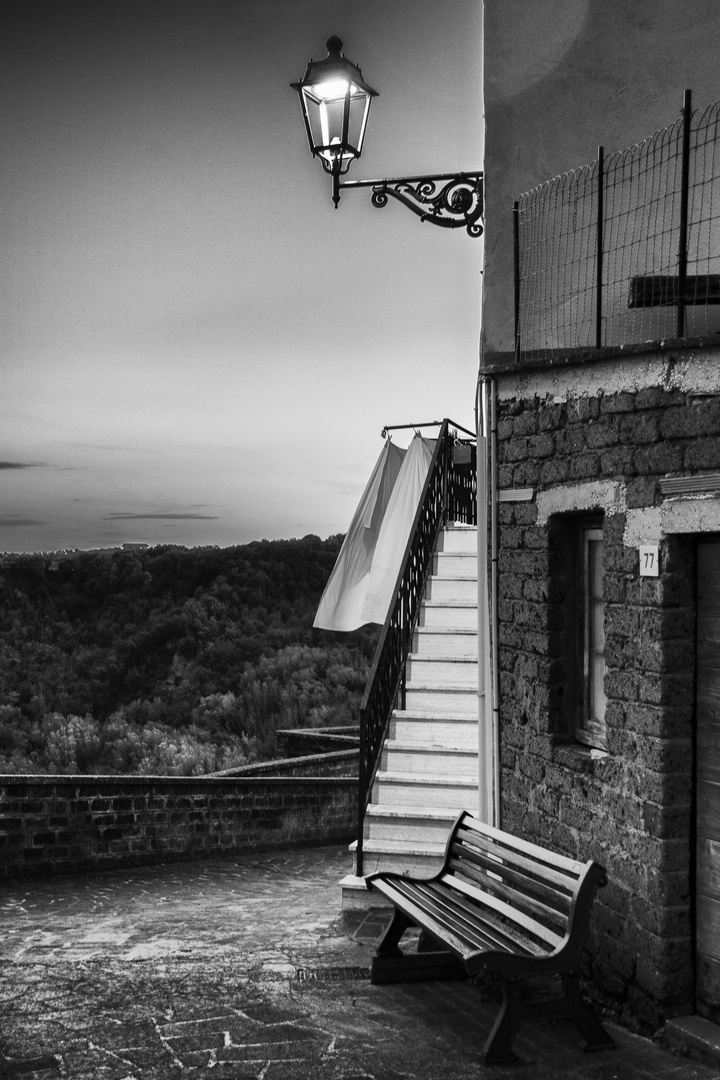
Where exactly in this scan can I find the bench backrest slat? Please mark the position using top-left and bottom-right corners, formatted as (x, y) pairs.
(441, 872), (565, 953)
(455, 815), (586, 877)
(449, 838), (573, 918)
(453, 825), (581, 897)
(447, 854), (569, 936)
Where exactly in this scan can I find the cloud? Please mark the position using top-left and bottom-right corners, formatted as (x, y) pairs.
(67, 443), (158, 454)
(0, 461), (42, 470)
(104, 512), (220, 521)
(0, 517), (45, 527)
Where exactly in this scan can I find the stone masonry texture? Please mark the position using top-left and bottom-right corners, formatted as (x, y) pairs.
(0, 774), (356, 880)
(493, 377), (715, 1034)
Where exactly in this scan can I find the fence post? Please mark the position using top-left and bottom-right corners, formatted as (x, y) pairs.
(677, 88), (692, 339)
(513, 201), (520, 359)
(596, 146), (604, 348)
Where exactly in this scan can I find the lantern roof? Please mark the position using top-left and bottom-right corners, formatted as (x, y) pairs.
(291, 37), (378, 103)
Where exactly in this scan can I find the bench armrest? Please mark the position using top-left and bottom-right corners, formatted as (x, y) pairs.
(468, 948), (571, 978)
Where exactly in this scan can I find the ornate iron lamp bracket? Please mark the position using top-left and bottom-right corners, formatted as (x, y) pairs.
(340, 172), (483, 237)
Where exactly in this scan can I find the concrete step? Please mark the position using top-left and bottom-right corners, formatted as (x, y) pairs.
(436, 526), (477, 555)
(418, 602), (478, 629)
(343, 833), (451, 885)
(433, 551), (477, 579)
(372, 772), (478, 808)
(424, 577), (477, 604)
(381, 742), (479, 776)
(364, 805), (467, 844)
(349, 837), (449, 879)
(406, 656), (478, 688)
(404, 685), (478, 716)
(389, 710), (479, 746)
(663, 1015), (720, 1069)
(412, 626), (478, 659)
(339, 873), (393, 910)
(343, 523), (481, 909)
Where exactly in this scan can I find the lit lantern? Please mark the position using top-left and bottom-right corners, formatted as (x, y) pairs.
(291, 36), (378, 206)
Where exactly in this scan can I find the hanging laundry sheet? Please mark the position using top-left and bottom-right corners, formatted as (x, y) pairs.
(360, 433), (434, 626)
(313, 439), (406, 631)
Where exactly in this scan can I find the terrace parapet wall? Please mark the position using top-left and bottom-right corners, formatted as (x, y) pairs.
(0, 774), (356, 880)
(490, 343), (720, 1033)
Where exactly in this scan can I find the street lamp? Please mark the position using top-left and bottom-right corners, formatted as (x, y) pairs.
(292, 37), (483, 237)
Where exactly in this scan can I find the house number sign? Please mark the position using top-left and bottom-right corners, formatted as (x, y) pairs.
(639, 545), (660, 577)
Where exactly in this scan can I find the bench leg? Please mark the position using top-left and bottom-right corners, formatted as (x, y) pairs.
(563, 971), (616, 1052)
(482, 976), (524, 1065)
(376, 908), (413, 958)
(482, 970), (616, 1063)
(371, 909), (467, 984)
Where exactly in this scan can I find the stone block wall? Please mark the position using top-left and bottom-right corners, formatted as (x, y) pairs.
(492, 368), (720, 1031)
(0, 774), (356, 880)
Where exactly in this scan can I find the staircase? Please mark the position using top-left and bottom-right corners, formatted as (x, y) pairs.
(341, 524), (479, 906)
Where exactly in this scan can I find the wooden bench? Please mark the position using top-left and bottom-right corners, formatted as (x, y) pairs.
(366, 811), (615, 1065)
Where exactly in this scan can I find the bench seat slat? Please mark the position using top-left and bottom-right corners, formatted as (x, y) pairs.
(393, 879), (544, 957)
(422, 882), (548, 957)
(455, 816), (586, 876)
(439, 872), (565, 952)
(446, 856), (569, 933)
(390, 880), (516, 955)
(371, 878), (484, 961)
(453, 827), (580, 895)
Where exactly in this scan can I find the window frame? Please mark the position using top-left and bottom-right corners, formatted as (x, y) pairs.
(575, 521), (607, 750)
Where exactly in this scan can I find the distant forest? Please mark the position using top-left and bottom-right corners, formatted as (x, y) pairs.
(0, 536), (377, 776)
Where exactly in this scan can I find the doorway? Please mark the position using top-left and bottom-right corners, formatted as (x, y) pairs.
(696, 537), (720, 1021)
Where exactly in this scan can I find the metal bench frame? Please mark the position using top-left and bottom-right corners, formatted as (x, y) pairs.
(366, 811), (615, 1065)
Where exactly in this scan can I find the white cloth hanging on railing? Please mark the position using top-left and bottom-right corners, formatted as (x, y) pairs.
(313, 439), (406, 632)
(360, 433), (434, 626)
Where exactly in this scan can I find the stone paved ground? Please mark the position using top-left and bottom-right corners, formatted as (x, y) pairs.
(1, 845), (719, 1080)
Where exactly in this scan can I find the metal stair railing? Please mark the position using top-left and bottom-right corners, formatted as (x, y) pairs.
(356, 419), (477, 876)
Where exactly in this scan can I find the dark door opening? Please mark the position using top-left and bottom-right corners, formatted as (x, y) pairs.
(696, 537), (720, 1021)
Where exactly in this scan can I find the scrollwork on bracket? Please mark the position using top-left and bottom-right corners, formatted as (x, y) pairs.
(368, 174), (484, 237)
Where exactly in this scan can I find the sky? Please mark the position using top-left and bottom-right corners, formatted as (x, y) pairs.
(2, 0), (483, 553)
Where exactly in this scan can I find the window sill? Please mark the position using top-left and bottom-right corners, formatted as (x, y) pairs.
(553, 741), (609, 773)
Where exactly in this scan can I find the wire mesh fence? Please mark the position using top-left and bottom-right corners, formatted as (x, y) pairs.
(515, 92), (720, 360)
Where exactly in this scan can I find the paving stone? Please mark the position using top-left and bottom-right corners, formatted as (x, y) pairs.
(1, 845), (719, 1079)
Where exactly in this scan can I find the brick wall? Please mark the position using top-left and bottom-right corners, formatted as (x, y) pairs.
(0, 774), (356, 880)
(493, 379), (717, 1031)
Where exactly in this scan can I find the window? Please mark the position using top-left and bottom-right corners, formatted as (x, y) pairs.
(577, 525), (607, 749)
(549, 513), (607, 751)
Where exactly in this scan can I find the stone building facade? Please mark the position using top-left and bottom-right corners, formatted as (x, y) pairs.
(483, 345), (720, 1030)
(480, 0), (720, 1036)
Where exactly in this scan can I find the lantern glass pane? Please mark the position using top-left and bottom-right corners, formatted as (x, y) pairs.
(346, 92), (371, 155)
(301, 84), (371, 170)
(319, 97), (347, 148)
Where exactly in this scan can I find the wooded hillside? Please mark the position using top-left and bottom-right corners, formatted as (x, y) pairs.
(0, 536), (376, 775)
